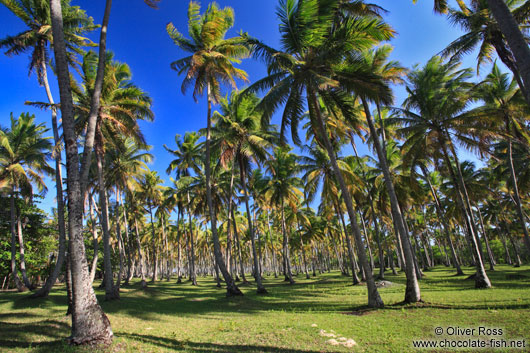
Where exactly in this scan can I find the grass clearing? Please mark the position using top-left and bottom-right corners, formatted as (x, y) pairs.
(0, 265), (529, 352)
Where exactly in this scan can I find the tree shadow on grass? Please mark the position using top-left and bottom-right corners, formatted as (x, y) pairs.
(0, 318), (72, 352)
(121, 332), (323, 353)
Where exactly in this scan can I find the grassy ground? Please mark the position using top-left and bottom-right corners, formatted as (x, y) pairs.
(0, 265), (529, 352)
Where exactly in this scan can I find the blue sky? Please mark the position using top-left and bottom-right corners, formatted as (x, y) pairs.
(0, 0), (491, 214)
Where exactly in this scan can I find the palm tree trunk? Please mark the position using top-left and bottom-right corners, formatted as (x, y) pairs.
(311, 92), (383, 307)
(205, 85), (241, 296)
(335, 200), (360, 285)
(475, 205), (496, 270)
(225, 161), (237, 277)
(15, 205), (32, 289)
(186, 193), (197, 285)
(10, 192), (24, 291)
(486, 0), (530, 104)
(440, 142), (491, 288)
(507, 138), (530, 255)
(114, 189), (124, 291)
(120, 195), (133, 284)
(31, 56), (67, 298)
(239, 158), (267, 293)
(419, 164), (463, 275)
(96, 151), (118, 300)
(361, 98), (420, 303)
(49, 0), (112, 344)
(280, 199), (295, 284)
(149, 203), (158, 282)
(89, 196), (99, 284)
(134, 218), (147, 287)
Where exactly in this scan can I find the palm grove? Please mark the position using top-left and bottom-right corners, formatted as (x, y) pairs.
(0, 0), (529, 346)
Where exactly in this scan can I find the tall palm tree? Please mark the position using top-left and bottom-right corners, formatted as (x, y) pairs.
(0, 0), (96, 298)
(166, 1), (249, 296)
(211, 91), (277, 294)
(244, 0), (390, 307)
(0, 113), (52, 291)
(471, 64), (530, 255)
(46, 0), (161, 343)
(136, 170), (164, 282)
(265, 146), (303, 284)
(74, 50), (153, 299)
(165, 132), (204, 285)
(393, 56), (492, 288)
(106, 138), (153, 283)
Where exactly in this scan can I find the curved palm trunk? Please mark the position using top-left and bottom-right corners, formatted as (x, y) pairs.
(266, 211), (278, 278)
(361, 98), (419, 303)
(311, 92), (383, 308)
(369, 200), (385, 279)
(280, 199), (295, 284)
(16, 206), (33, 289)
(148, 203), (158, 282)
(10, 192), (25, 291)
(49, 0), (113, 344)
(186, 194), (197, 285)
(507, 138), (530, 255)
(475, 205), (496, 270)
(440, 142), (491, 288)
(96, 150), (118, 300)
(335, 201), (360, 285)
(31, 58), (67, 298)
(133, 218), (147, 287)
(239, 158), (267, 293)
(205, 85), (242, 296)
(486, 0), (530, 104)
(89, 197), (99, 284)
(419, 164), (463, 275)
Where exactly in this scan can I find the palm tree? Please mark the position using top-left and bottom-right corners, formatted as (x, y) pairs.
(244, 0), (390, 307)
(393, 56), (492, 288)
(472, 64), (530, 255)
(428, 0), (530, 104)
(0, 0), (97, 298)
(46, 0), (160, 343)
(74, 50), (153, 300)
(0, 113), (52, 291)
(106, 138), (153, 284)
(166, 1), (250, 296)
(441, 0), (530, 97)
(136, 170), (164, 282)
(165, 132), (204, 285)
(264, 146), (304, 284)
(211, 91), (276, 293)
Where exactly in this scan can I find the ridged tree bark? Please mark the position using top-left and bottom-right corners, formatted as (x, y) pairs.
(49, 0), (113, 344)
(486, 0), (530, 104)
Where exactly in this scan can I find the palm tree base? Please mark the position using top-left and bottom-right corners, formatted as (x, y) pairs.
(257, 287), (268, 295)
(226, 284), (244, 297)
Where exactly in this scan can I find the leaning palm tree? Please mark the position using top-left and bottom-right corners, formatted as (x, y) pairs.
(426, 0), (530, 104)
(392, 56), (492, 288)
(471, 64), (530, 255)
(0, 0), (96, 298)
(166, 1), (249, 296)
(0, 113), (52, 291)
(243, 0), (390, 307)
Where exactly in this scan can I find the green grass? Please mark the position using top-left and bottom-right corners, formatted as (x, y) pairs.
(1, 265), (529, 352)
